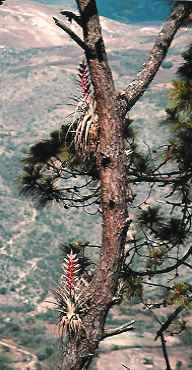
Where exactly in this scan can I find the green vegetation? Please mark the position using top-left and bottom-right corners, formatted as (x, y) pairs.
(0, 351), (12, 370)
(0, 304), (35, 313)
(181, 328), (192, 346)
(106, 311), (127, 327)
(0, 314), (58, 369)
(166, 44), (192, 127)
(162, 60), (173, 69)
(143, 357), (154, 365)
(36, 310), (56, 323)
(175, 361), (183, 370)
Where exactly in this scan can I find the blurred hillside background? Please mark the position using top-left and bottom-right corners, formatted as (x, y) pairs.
(0, 1), (192, 369)
(34, 0), (172, 22)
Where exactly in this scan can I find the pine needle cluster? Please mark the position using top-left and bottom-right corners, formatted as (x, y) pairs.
(166, 43), (192, 126)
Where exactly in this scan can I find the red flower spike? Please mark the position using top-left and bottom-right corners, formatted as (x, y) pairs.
(63, 251), (80, 293)
(53, 250), (89, 337)
(78, 60), (91, 103)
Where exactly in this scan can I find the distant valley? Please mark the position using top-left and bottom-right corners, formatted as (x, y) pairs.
(0, 1), (191, 369)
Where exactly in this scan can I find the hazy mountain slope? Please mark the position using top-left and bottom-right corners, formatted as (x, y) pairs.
(0, 1), (191, 369)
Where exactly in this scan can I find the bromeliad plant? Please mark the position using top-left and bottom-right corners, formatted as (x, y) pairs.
(64, 59), (98, 157)
(20, 59), (99, 209)
(53, 250), (89, 338)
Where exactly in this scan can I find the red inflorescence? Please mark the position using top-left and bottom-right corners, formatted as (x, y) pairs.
(64, 251), (79, 292)
(79, 60), (91, 103)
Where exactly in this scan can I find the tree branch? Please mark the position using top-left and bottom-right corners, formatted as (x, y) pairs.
(102, 321), (135, 340)
(122, 366), (131, 370)
(145, 302), (173, 369)
(124, 244), (192, 277)
(120, 3), (192, 110)
(160, 333), (172, 370)
(155, 305), (184, 341)
(53, 16), (87, 50)
(60, 10), (83, 27)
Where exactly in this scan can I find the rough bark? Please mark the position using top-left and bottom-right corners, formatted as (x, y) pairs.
(60, 1), (129, 369)
(54, 2), (191, 369)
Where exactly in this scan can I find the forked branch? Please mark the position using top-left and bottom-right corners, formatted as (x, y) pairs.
(155, 305), (184, 341)
(120, 3), (192, 110)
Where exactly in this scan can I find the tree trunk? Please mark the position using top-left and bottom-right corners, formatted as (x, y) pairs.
(57, 1), (191, 369)
(60, 1), (129, 369)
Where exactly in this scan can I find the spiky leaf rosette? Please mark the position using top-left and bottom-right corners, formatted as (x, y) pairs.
(53, 251), (89, 338)
(64, 59), (98, 157)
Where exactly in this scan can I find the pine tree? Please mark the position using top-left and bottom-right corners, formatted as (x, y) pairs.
(20, 2), (192, 370)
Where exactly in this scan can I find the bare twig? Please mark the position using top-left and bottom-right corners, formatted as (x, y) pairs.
(122, 365), (131, 370)
(125, 244), (192, 277)
(53, 17), (87, 50)
(60, 10), (83, 27)
(102, 321), (135, 340)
